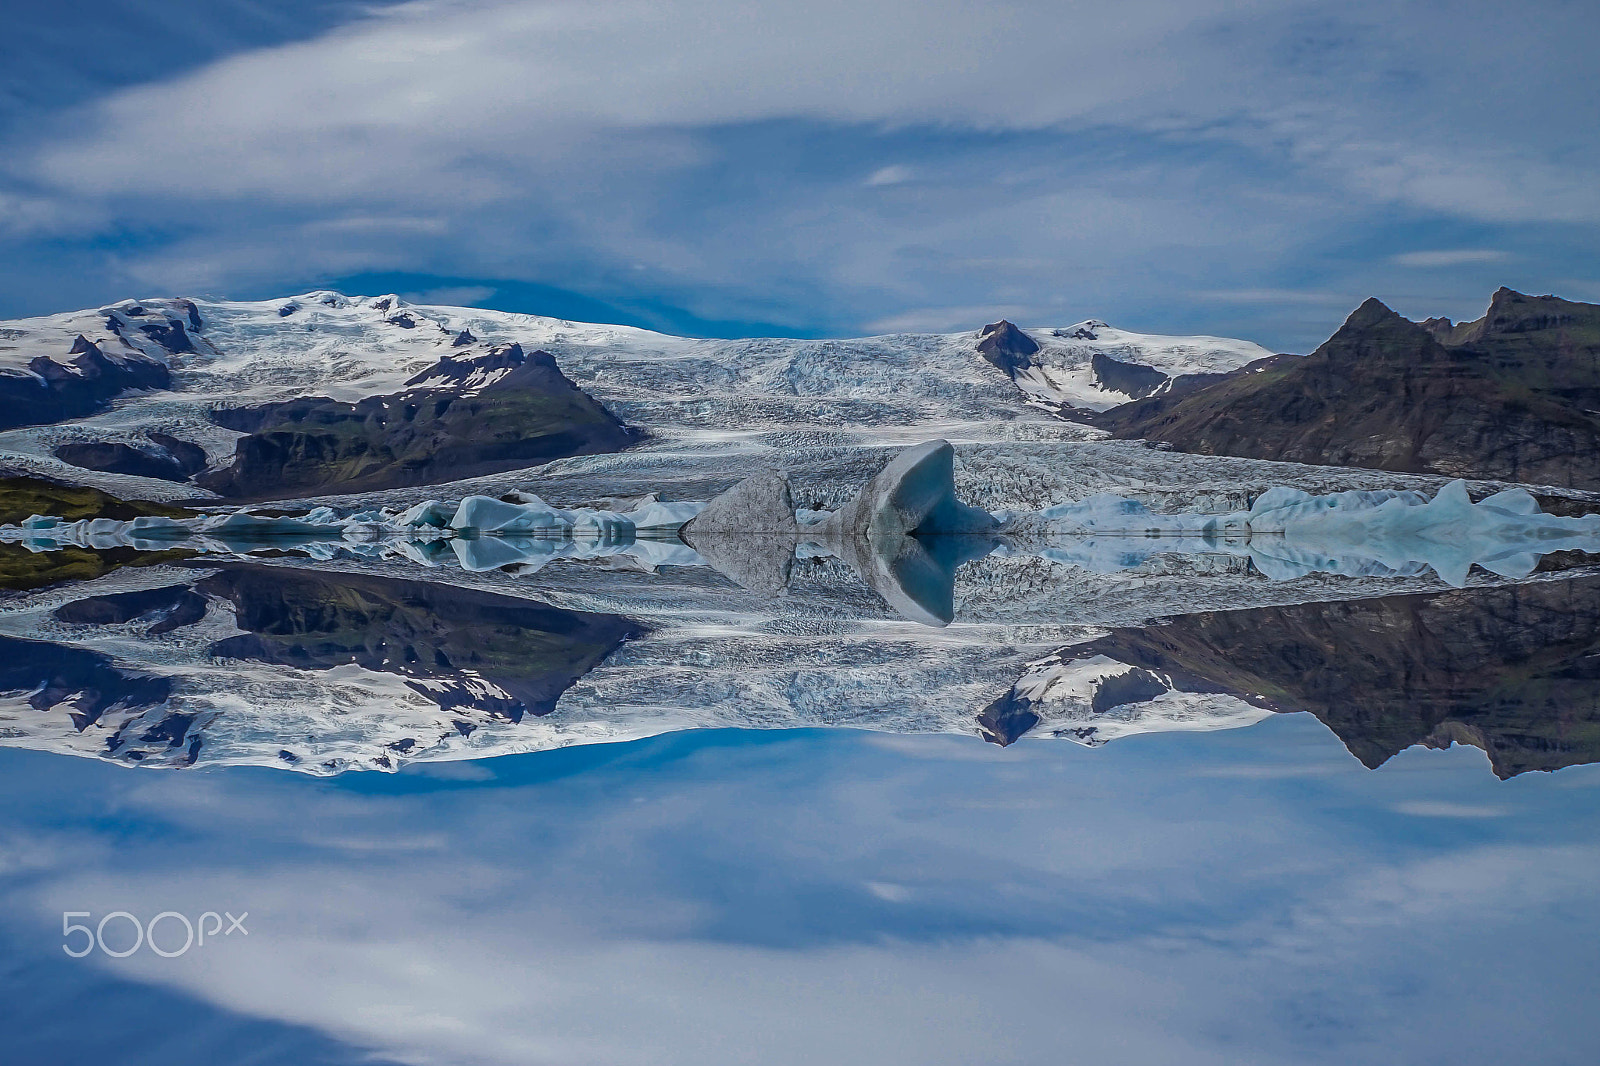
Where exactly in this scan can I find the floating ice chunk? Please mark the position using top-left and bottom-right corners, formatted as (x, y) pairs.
(395, 500), (456, 529)
(627, 500), (703, 533)
(197, 508), (347, 538)
(625, 538), (705, 570)
(1258, 479), (1600, 586)
(1477, 487), (1541, 515)
(450, 535), (553, 572)
(126, 515), (194, 540)
(1013, 477), (1600, 587)
(568, 510), (635, 543)
(819, 439), (996, 538)
(450, 495), (559, 533)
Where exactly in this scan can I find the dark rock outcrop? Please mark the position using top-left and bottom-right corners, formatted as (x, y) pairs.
(976, 688), (1041, 747)
(1089, 352), (1167, 399)
(1106, 289), (1600, 490)
(199, 343), (639, 498)
(0, 335), (171, 431)
(194, 567), (642, 721)
(54, 433), (210, 484)
(55, 583), (209, 635)
(975, 320), (1039, 375)
(1048, 575), (1600, 778)
(147, 433), (209, 475)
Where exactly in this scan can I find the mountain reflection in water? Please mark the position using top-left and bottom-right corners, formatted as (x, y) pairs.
(1, 558), (1597, 778)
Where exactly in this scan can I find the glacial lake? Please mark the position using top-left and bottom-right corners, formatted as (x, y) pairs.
(1, 540), (1598, 1065)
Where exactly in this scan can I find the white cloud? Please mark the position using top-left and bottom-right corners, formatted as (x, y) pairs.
(0, 0), (1595, 342)
(8, 724), (1600, 1066)
(1392, 800), (1508, 818)
(402, 285), (498, 306)
(1196, 288), (1355, 305)
(865, 165), (914, 187)
(1392, 249), (1509, 268)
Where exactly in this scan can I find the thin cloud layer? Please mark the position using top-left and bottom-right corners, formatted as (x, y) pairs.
(0, 0), (1596, 347)
(3, 726), (1599, 1066)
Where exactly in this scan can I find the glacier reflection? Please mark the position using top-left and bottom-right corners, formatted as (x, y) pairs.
(3, 559), (1598, 779)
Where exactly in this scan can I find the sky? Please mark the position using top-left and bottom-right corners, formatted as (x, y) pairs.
(4, 718), (1600, 1066)
(1, 0), (1597, 350)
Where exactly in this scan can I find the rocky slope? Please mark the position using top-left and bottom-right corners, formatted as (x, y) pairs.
(0, 300), (202, 430)
(197, 343), (639, 497)
(997, 575), (1600, 777)
(977, 318), (1274, 413)
(1104, 289), (1600, 490)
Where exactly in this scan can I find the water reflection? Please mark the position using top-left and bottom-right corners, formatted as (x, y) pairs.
(4, 559), (1598, 779)
(2, 719), (1598, 1066)
(2, 518), (1599, 1064)
(986, 575), (1600, 777)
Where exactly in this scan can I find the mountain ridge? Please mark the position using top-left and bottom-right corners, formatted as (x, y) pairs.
(1102, 288), (1600, 490)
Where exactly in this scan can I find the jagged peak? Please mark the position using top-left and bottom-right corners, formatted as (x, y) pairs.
(1347, 296), (1401, 323)
(1478, 286), (1585, 337)
(975, 319), (1039, 373)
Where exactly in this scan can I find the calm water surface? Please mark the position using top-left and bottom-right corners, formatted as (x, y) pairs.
(1, 561), (1598, 1065)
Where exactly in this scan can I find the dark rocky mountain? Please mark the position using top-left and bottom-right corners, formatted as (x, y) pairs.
(0, 300), (205, 431)
(0, 334), (172, 431)
(54, 433), (210, 483)
(1038, 576), (1600, 778)
(198, 343), (640, 498)
(1102, 289), (1600, 490)
(975, 319), (1039, 375)
(53, 566), (645, 724)
(0, 634), (174, 735)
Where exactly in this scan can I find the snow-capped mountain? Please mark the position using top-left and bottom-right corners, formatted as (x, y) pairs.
(0, 291), (1275, 502)
(976, 317), (1274, 413)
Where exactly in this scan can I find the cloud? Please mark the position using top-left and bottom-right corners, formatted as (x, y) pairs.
(401, 285), (498, 307)
(5, 723), (1600, 1066)
(865, 165), (914, 187)
(1392, 249), (1509, 268)
(0, 0), (1596, 345)
(1391, 800), (1508, 818)
(1196, 288), (1355, 305)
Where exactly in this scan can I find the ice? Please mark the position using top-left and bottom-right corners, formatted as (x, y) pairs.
(1013, 476), (1600, 587)
(5, 444), (1599, 626)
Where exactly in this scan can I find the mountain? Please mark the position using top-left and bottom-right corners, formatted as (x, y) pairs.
(7, 550), (1596, 775)
(2, 564), (643, 770)
(991, 575), (1600, 777)
(197, 343), (638, 498)
(1104, 289), (1600, 490)
(977, 318), (1274, 413)
(0, 291), (1273, 504)
(0, 300), (201, 430)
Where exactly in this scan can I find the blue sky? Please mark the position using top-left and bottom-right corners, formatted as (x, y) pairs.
(1, 0), (1597, 350)
(3, 719), (1599, 1065)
